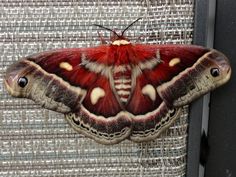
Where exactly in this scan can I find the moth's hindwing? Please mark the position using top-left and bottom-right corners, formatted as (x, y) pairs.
(130, 105), (183, 142)
(65, 107), (132, 145)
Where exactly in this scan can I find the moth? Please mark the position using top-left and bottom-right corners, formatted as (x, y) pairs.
(4, 19), (231, 144)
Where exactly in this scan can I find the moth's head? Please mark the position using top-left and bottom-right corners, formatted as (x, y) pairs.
(110, 35), (131, 46)
(94, 18), (141, 45)
(206, 50), (231, 87)
(4, 60), (33, 97)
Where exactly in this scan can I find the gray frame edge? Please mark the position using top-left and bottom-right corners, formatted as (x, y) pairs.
(205, 0), (236, 176)
(186, 0), (216, 177)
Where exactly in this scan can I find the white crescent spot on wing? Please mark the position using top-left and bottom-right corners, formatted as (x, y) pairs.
(169, 58), (181, 67)
(59, 62), (73, 71)
(142, 84), (156, 101)
(90, 87), (105, 105)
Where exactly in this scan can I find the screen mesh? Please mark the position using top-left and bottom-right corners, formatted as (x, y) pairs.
(0, 0), (195, 176)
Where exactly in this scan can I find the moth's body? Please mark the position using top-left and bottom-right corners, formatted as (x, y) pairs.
(5, 37), (231, 144)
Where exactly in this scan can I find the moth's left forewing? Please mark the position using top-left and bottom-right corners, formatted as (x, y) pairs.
(154, 45), (231, 107)
(17, 49), (88, 113)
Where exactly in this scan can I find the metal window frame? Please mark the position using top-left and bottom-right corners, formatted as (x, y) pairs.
(205, 0), (236, 176)
(186, 0), (216, 177)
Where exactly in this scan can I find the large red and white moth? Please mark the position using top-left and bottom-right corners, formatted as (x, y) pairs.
(4, 20), (231, 144)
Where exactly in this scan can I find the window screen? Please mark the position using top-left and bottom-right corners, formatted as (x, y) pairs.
(0, 0), (195, 176)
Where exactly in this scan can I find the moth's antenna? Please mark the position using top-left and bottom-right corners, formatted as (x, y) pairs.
(121, 18), (142, 36)
(93, 24), (120, 37)
(93, 18), (141, 37)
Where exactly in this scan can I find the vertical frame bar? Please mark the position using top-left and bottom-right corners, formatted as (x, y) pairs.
(205, 0), (236, 176)
(186, 0), (216, 176)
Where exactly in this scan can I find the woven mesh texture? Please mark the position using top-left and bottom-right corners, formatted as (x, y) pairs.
(0, 0), (195, 176)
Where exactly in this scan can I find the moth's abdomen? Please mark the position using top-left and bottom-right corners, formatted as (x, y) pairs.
(113, 65), (132, 104)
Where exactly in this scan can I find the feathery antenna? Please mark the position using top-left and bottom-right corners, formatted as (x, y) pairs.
(93, 24), (120, 37)
(93, 18), (142, 37)
(121, 18), (142, 36)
